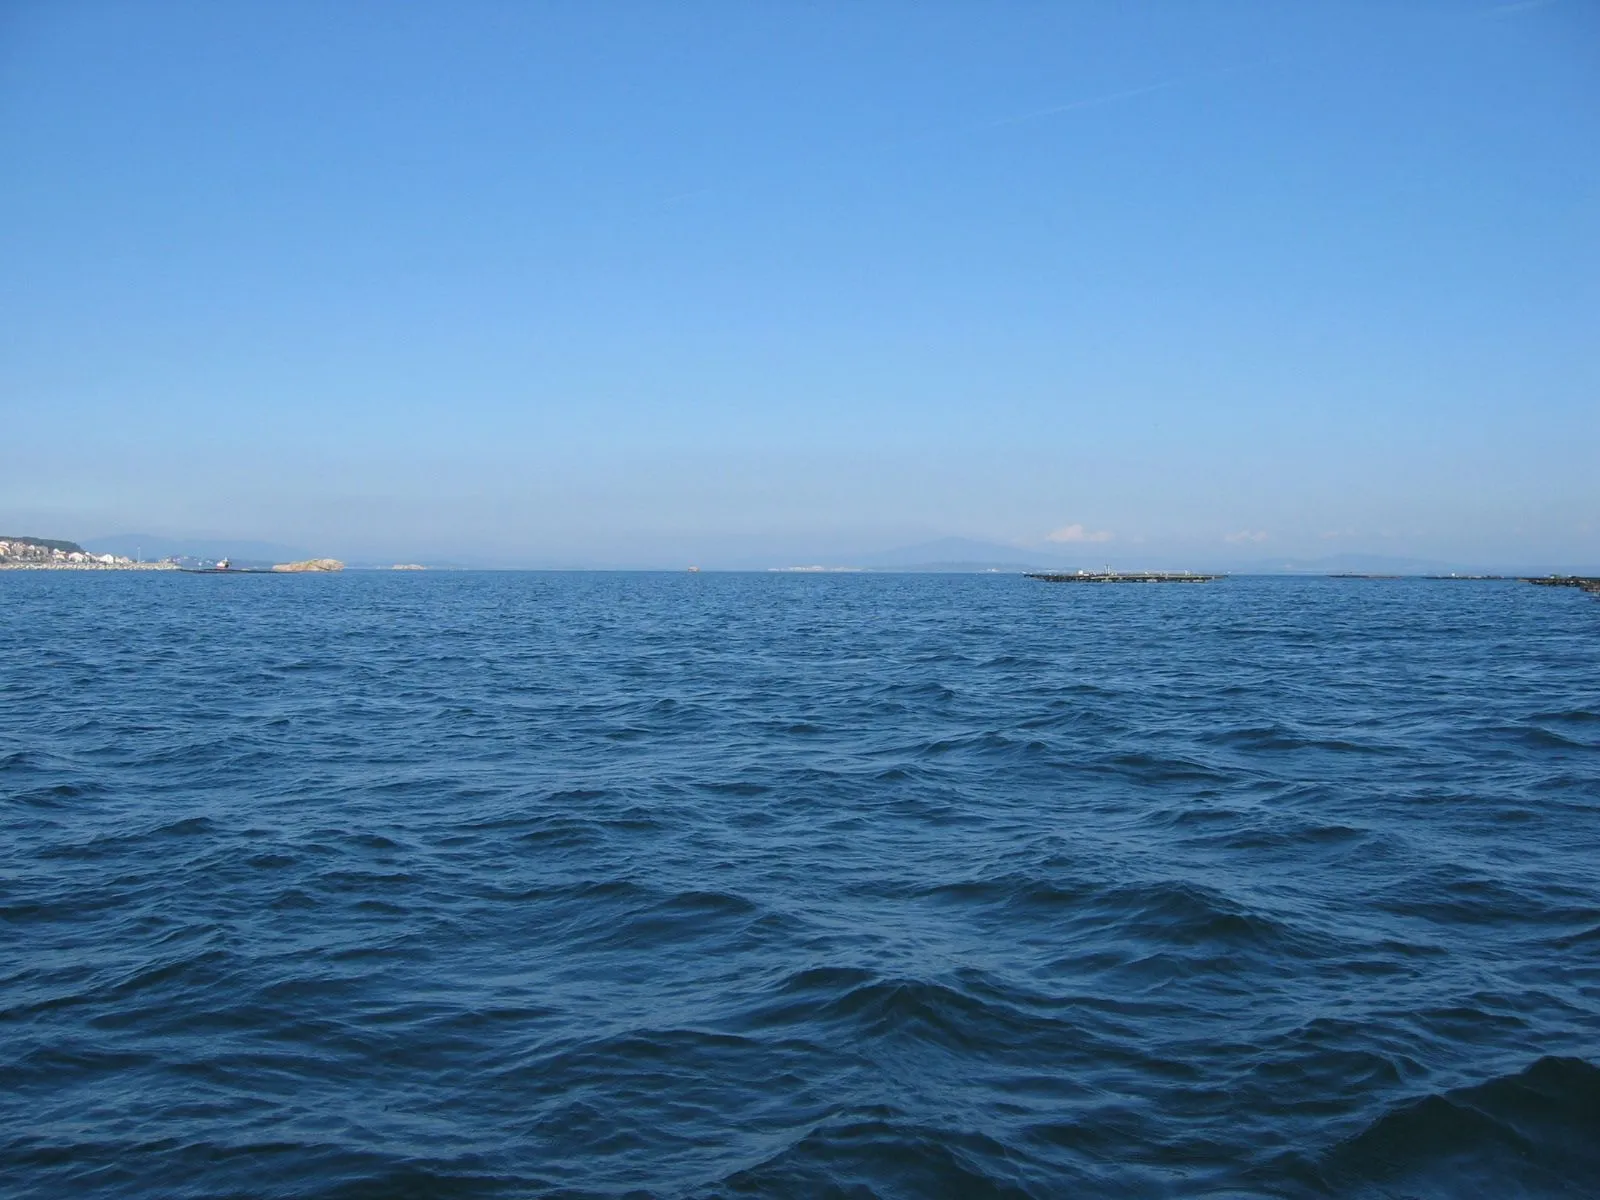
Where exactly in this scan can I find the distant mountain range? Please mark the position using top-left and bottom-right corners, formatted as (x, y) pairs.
(1, 535), (84, 554)
(60, 531), (1585, 575)
(814, 542), (1568, 576)
(822, 537), (1220, 573)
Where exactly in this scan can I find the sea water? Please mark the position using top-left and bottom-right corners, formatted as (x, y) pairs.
(3, 571), (1597, 1198)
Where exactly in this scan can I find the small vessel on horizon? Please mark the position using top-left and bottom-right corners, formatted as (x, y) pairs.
(181, 556), (344, 575)
(180, 556), (277, 575)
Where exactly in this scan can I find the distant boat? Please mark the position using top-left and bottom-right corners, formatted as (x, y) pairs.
(180, 558), (276, 575)
(182, 556), (344, 574)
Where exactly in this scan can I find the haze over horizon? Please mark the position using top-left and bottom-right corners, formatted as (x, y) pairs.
(4, 2), (1596, 570)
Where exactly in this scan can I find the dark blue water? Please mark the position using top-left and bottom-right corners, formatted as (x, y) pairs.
(4, 572), (1598, 1199)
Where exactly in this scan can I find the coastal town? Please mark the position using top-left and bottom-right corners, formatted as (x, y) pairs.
(0, 536), (349, 572)
(0, 536), (175, 569)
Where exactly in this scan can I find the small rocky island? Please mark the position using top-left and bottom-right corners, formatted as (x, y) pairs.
(0, 537), (175, 570)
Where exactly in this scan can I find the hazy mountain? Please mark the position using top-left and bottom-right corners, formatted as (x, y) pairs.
(0, 535), (84, 554)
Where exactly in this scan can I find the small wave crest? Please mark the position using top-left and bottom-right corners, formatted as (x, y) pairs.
(1320, 1056), (1600, 1197)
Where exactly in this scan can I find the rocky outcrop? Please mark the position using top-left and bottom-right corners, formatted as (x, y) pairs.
(271, 558), (345, 572)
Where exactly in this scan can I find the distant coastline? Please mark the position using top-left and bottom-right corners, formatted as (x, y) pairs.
(0, 537), (358, 573)
(0, 536), (176, 570)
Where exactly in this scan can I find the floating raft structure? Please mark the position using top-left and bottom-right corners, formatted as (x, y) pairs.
(1026, 571), (1222, 584)
(1521, 576), (1600, 595)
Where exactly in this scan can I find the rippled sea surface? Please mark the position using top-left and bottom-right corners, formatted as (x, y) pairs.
(4, 572), (1599, 1199)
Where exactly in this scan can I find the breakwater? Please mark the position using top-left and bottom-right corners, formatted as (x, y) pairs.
(1522, 575), (1600, 595)
(1026, 570), (1222, 583)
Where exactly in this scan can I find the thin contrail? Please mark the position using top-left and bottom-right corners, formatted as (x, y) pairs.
(977, 76), (1195, 131)
(658, 64), (1248, 205)
(900, 62), (1256, 148)
(661, 186), (716, 205)
(1479, 0), (1562, 16)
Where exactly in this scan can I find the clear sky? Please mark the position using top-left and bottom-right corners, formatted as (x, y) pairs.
(3, 1), (1595, 568)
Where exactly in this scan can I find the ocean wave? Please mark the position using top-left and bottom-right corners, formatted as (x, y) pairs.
(707, 1110), (1048, 1200)
(1320, 1056), (1600, 1197)
(4, 572), (1598, 1198)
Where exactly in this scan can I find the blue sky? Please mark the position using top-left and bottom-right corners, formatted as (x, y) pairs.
(3, 1), (1595, 567)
